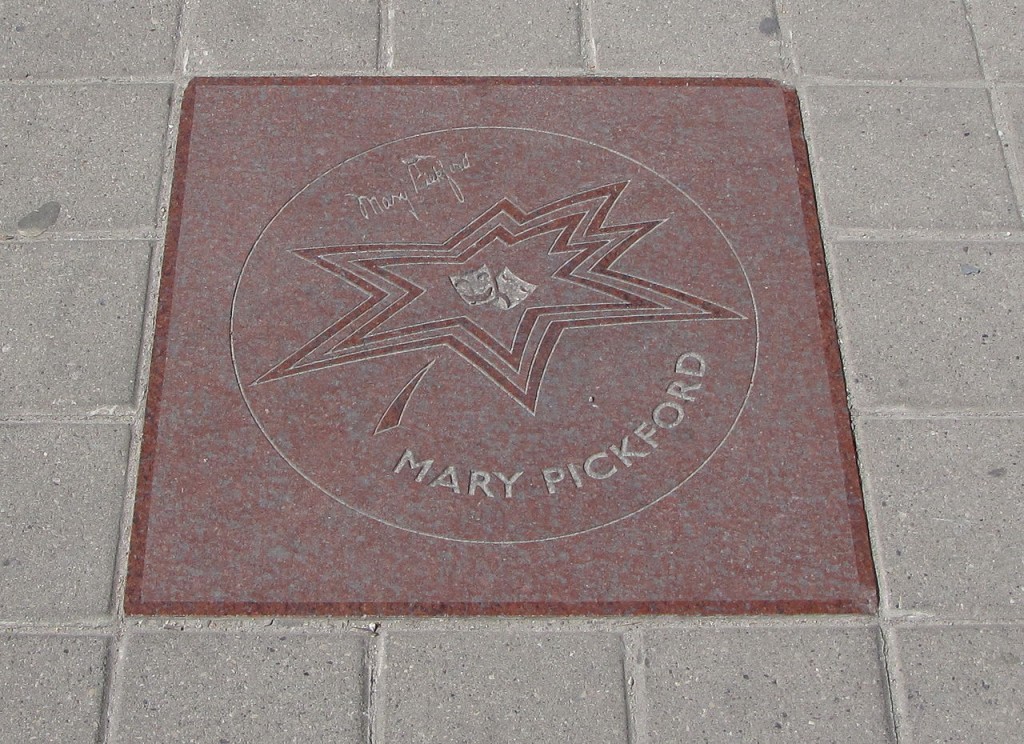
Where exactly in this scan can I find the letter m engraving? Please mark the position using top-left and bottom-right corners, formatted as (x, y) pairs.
(393, 449), (434, 483)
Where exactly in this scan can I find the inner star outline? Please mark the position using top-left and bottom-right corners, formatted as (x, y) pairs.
(252, 181), (746, 432)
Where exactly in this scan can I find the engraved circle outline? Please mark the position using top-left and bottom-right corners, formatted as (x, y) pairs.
(229, 125), (761, 544)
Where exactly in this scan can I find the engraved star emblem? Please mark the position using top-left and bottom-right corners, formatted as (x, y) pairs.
(253, 181), (744, 433)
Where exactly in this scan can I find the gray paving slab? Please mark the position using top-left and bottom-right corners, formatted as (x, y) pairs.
(0, 84), (171, 234)
(805, 86), (1021, 230)
(856, 418), (1024, 617)
(644, 627), (894, 742)
(893, 626), (1024, 743)
(0, 241), (151, 414)
(180, 0), (378, 74)
(393, 0), (581, 72)
(0, 424), (130, 622)
(116, 631), (365, 743)
(0, 634), (109, 744)
(968, 0), (1024, 80)
(592, 0), (782, 75)
(380, 631), (628, 744)
(828, 240), (1024, 412)
(784, 0), (981, 80)
(0, 1), (181, 80)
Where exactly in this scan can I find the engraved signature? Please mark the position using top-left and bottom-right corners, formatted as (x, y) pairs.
(403, 153), (470, 203)
(349, 191), (420, 221)
(348, 153), (471, 224)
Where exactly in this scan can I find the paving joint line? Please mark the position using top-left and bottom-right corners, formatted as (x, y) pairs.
(100, 629), (131, 744)
(95, 635), (119, 744)
(855, 409), (1024, 419)
(881, 615), (1024, 628)
(876, 623), (905, 744)
(800, 75), (989, 89)
(377, 0), (395, 72)
(0, 412), (137, 424)
(0, 231), (162, 244)
(989, 89), (1024, 226)
(129, 241), (161, 414)
(621, 628), (648, 744)
(118, 615), (880, 634)
(370, 67), (601, 76)
(856, 454), (895, 619)
(960, 0), (990, 79)
(770, 0), (799, 83)
(124, 618), (378, 633)
(0, 73), (1006, 90)
(959, 0), (1024, 226)
(178, 0), (194, 77)
(824, 227), (1024, 242)
(9, 613), (1018, 637)
(365, 626), (386, 744)
(964, 10), (1024, 228)
(578, 0), (598, 71)
(0, 622), (118, 635)
(0, 76), (177, 86)
(340, 615), (883, 631)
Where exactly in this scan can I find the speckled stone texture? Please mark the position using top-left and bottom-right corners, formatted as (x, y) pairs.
(115, 631), (365, 742)
(127, 77), (875, 616)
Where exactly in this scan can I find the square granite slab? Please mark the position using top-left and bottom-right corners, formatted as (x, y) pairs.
(126, 77), (876, 615)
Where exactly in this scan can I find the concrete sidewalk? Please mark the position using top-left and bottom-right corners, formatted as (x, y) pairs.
(1, 1), (1022, 741)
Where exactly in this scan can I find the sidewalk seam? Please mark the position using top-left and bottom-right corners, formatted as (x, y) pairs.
(989, 88), (1024, 226)
(622, 628), (648, 744)
(962, 0), (1024, 225)
(365, 627), (387, 744)
(578, 0), (598, 71)
(98, 632), (126, 744)
(377, 0), (395, 72)
(825, 228), (1024, 241)
(877, 624), (905, 744)
(771, 0), (798, 83)
(0, 75), (1006, 88)
(856, 410), (1024, 419)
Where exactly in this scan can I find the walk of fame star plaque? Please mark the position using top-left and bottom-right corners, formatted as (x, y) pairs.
(126, 77), (877, 616)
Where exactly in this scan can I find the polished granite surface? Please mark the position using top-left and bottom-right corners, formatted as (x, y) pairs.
(126, 77), (875, 615)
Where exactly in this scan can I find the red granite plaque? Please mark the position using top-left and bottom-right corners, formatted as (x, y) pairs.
(126, 77), (876, 615)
